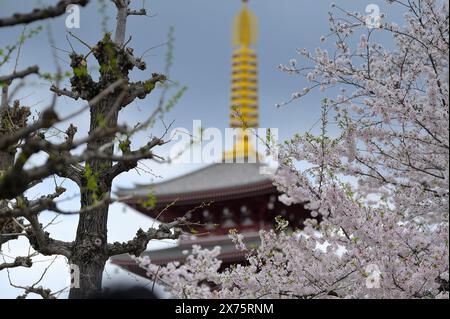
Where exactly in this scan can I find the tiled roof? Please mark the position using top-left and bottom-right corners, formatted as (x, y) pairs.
(117, 162), (273, 199)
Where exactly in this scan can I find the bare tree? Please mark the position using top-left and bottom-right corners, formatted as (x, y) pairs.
(0, 0), (189, 298)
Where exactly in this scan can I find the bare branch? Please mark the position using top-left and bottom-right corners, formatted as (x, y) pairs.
(25, 214), (72, 258)
(0, 0), (89, 27)
(124, 73), (166, 105)
(124, 47), (146, 70)
(0, 256), (32, 271)
(0, 187), (66, 219)
(0, 66), (39, 84)
(0, 79), (125, 152)
(104, 136), (166, 182)
(113, 0), (129, 46)
(107, 217), (187, 257)
(16, 286), (56, 299)
(0, 108), (59, 152)
(127, 8), (147, 16)
(9, 257), (59, 299)
(50, 85), (80, 100)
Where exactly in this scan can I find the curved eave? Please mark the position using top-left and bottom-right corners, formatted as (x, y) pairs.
(123, 179), (276, 208)
(112, 250), (247, 269)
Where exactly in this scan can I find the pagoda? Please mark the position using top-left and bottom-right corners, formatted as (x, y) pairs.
(111, 0), (310, 275)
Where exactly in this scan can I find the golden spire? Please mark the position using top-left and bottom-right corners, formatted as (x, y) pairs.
(232, 0), (258, 48)
(224, 0), (259, 162)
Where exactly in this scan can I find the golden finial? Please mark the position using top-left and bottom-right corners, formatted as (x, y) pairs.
(232, 0), (258, 47)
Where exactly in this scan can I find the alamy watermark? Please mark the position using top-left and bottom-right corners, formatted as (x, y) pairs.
(169, 120), (279, 174)
(68, 263), (80, 289)
(65, 4), (81, 29)
(366, 4), (382, 29)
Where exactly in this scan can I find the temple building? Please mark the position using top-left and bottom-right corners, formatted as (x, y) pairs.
(111, 0), (310, 276)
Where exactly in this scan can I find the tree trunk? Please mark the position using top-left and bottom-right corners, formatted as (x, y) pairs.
(68, 95), (119, 299)
(68, 0), (130, 299)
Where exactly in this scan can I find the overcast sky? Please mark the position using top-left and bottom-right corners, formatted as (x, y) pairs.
(0, 0), (404, 298)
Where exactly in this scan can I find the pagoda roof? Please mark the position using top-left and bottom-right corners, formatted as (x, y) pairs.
(111, 232), (261, 268)
(117, 162), (275, 206)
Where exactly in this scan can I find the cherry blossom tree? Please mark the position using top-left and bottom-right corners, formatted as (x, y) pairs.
(137, 0), (449, 299)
